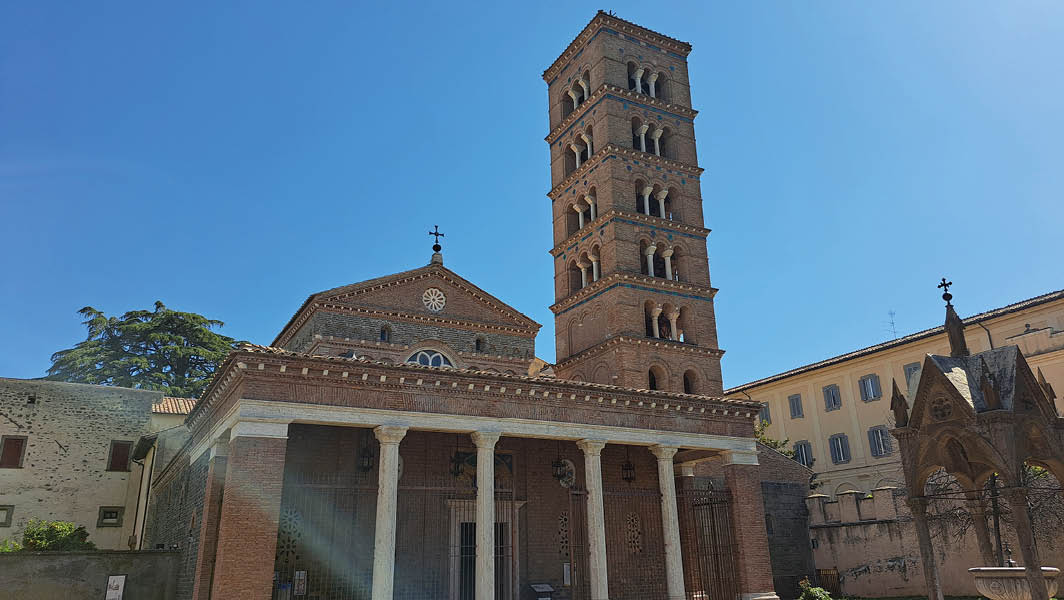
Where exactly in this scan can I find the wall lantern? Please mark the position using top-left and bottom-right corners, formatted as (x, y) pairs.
(358, 444), (375, 473)
(621, 446), (636, 484)
(552, 440), (566, 480)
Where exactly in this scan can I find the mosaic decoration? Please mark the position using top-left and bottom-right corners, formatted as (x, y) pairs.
(276, 506), (303, 563)
(557, 511), (571, 558)
(931, 397), (954, 421)
(624, 512), (643, 554)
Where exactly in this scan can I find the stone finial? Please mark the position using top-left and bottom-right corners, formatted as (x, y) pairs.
(939, 278), (969, 357)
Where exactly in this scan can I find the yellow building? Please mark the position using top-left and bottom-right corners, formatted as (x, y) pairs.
(728, 289), (1064, 496)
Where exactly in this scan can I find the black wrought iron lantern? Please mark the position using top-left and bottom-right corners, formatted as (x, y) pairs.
(552, 441), (566, 480)
(358, 447), (375, 473)
(621, 446), (636, 484)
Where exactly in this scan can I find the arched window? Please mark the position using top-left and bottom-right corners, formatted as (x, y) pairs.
(683, 371), (697, 394)
(631, 118), (646, 152)
(648, 369), (658, 391)
(406, 350), (453, 368)
(474, 337), (485, 353)
(380, 325), (391, 343)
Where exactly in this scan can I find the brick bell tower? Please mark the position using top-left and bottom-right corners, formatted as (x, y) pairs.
(544, 12), (724, 395)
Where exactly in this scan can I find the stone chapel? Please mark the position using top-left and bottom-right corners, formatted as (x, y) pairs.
(142, 12), (780, 600)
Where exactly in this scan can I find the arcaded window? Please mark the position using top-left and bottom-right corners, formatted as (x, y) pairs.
(407, 350), (453, 368)
(380, 325), (392, 343)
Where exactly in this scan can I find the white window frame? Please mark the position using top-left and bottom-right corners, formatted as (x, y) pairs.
(829, 434), (850, 464)
(793, 441), (813, 468)
(823, 385), (842, 411)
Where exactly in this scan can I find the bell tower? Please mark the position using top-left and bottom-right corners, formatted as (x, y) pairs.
(544, 12), (724, 395)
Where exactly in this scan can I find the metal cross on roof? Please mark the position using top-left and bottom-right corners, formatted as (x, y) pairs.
(938, 277), (953, 305)
(428, 225), (445, 252)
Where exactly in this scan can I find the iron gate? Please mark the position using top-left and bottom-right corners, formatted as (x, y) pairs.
(678, 487), (739, 600)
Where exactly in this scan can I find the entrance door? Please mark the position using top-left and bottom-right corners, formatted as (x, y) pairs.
(457, 523), (510, 600)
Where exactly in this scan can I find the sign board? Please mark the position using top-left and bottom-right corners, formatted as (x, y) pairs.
(104, 575), (126, 600)
(294, 571), (307, 596)
(531, 583), (555, 592)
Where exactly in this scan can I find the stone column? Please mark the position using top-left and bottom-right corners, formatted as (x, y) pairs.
(586, 194), (597, 219)
(577, 439), (610, 600)
(662, 248), (674, 281)
(963, 494), (996, 566)
(590, 255), (600, 282)
(645, 244), (657, 278)
(655, 189), (668, 219)
(723, 451), (780, 600)
(191, 439), (228, 600)
(633, 67), (645, 93)
(573, 204), (585, 229)
(908, 497), (944, 600)
(648, 72), (659, 98)
(1002, 487), (1049, 600)
(578, 261), (589, 288)
(651, 128), (663, 156)
(568, 89), (579, 111)
(210, 422), (289, 600)
(571, 144), (583, 169)
(651, 446), (686, 600)
(578, 80), (590, 104)
(651, 305), (662, 338)
(471, 432), (501, 600)
(637, 126), (649, 153)
(641, 184), (653, 214)
(581, 132), (593, 155)
(666, 311), (680, 341)
(371, 425), (408, 600)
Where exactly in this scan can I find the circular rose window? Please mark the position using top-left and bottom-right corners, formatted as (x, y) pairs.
(422, 287), (446, 312)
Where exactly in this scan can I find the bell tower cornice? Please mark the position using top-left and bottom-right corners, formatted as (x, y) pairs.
(546, 84), (698, 145)
(543, 11), (692, 83)
(548, 143), (703, 200)
(549, 210), (710, 258)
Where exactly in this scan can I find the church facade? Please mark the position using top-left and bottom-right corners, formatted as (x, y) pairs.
(142, 13), (779, 600)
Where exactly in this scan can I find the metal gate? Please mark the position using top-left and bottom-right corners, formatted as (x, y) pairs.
(604, 487), (667, 600)
(568, 487), (590, 600)
(678, 487), (739, 600)
(273, 472), (378, 600)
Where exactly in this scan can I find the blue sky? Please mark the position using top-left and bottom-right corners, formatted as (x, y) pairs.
(1, 1), (1062, 389)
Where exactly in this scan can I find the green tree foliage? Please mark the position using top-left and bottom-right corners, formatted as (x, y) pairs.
(797, 577), (832, 600)
(47, 301), (238, 398)
(0, 520), (97, 552)
(755, 419), (794, 458)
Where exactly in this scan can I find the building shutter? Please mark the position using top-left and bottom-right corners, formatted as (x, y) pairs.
(823, 387), (832, 410)
(868, 429), (881, 457)
(0, 438), (24, 468)
(842, 436), (851, 462)
(107, 441), (131, 471)
(871, 375), (882, 399)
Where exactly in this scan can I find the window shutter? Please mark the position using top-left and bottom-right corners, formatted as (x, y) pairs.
(859, 378), (868, 402)
(829, 438), (839, 464)
(842, 436), (851, 462)
(868, 429), (880, 457)
(872, 375), (882, 399)
(823, 387), (831, 410)
(1, 438), (24, 468)
(881, 428), (893, 454)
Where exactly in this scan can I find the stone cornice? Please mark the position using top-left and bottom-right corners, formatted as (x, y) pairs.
(187, 345), (756, 434)
(550, 210), (710, 257)
(550, 272), (717, 315)
(545, 85), (698, 145)
(543, 11), (692, 83)
(548, 144), (702, 200)
(555, 335), (726, 370)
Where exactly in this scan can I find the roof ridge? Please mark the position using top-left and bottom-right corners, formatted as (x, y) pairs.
(727, 288), (1064, 393)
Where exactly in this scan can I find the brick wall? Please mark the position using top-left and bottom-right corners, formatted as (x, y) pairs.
(0, 378), (160, 549)
(142, 452), (209, 600)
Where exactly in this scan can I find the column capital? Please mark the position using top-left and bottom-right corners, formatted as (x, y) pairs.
(650, 128), (664, 139)
(650, 445), (679, 461)
(576, 439), (607, 455)
(470, 431), (501, 449)
(654, 189), (669, 200)
(660, 248), (674, 258)
(651, 305), (663, 317)
(374, 425), (408, 445)
(589, 255), (599, 263)
(645, 244), (658, 255)
(676, 463), (696, 477)
(647, 72), (659, 82)
(209, 438), (230, 460)
(637, 125), (650, 136)
(666, 311), (680, 321)
(580, 133), (592, 143)
(230, 421), (288, 441)
(572, 203), (584, 213)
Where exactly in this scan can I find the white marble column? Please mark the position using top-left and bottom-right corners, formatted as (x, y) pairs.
(586, 194), (597, 219)
(651, 128), (663, 156)
(648, 72), (659, 98)
(573, 204), (585, 229)
(662, 248), (674, 280)
(655, 189), (668, 219)
(651, 445), (686, 600)
(633, 67), (645, 93)
(578, 80), (590, 104)
(471, 431), (501, 600)
(568, 89), (579, 111)
(577, 439), (610, 600)
(578, 261), (589, 288)
(589, 255), (600, 282)
(666, 311), (679, 341)
(651, 305), (662, 338)
(641, 185), (653, 215)
(371, 425), (407, 600)
(645, 244), (657, 277)
(571, 144), (583, 169)
(637, 125), (649, 153)
(581, 132), (593, 155)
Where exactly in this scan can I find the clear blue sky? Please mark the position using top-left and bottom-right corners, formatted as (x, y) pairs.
(2, 2), (1062, 389)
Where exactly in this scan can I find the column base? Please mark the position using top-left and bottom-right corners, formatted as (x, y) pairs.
(741, 593), (781, 600)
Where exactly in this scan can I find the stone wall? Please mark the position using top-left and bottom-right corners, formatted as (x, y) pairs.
(0, 550), (178, 599)
(808, 488), (1064, 597)
(0, 378), (162, 550)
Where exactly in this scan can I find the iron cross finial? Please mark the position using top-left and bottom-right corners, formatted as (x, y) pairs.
(938, 277), (953, 305)
(428, 225), (445, 252)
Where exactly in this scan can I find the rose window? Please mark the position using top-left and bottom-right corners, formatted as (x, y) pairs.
(422, 287), (446, 312)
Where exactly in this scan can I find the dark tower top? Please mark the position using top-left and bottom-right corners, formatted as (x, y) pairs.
(939, 278), (969, 358)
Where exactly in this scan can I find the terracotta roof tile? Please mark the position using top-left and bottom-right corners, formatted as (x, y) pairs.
(152, 397), (197, 415)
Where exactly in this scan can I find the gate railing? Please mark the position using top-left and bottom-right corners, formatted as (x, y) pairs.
(678, 487), (739, 600)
